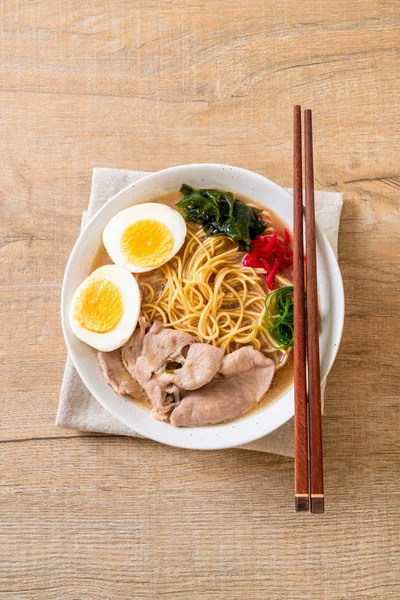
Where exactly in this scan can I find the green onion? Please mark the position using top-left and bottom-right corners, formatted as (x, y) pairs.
(264, 286), (294, 349)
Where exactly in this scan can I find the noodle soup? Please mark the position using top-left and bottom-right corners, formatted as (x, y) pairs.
(91, 190), (294, 420)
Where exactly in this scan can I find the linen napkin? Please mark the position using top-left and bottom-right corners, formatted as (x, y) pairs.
(57, 167), (343, 456)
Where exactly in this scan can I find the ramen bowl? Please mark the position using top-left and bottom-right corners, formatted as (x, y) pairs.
(61, 164), (344, 450)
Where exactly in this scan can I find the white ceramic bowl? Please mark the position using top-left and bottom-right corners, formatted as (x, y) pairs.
(62, 164), (344, 450)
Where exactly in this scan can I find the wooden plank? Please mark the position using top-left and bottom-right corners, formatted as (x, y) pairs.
(0, 0), (399, 597)
(1, 437), (399, 599)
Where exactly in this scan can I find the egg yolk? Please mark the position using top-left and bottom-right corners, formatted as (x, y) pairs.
(120, 220), (174, 268)
(73, 277), (123, 333)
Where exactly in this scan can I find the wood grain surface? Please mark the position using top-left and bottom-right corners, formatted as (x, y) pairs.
(1, 1), (399, 598)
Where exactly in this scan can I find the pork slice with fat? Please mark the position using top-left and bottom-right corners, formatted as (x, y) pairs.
(121, 320), (195, 421)
(121, 317), (150, 374)
(98, 349), (140, 397)
(160, 343), (225, 390)
(140, 321), (196, 372)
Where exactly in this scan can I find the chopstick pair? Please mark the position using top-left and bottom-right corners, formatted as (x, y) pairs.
(293, 106), (324, 514)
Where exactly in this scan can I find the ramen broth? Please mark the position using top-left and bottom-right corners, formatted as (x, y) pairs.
(92, 190), (294, 422)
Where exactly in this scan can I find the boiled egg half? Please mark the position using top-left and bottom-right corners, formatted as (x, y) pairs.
(103, 203), (187, 273)
(70, 265), (140, 351)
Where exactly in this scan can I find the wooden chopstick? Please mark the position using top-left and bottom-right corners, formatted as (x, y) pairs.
(293, 105), (309, 512)
(304, 109), (324, 514)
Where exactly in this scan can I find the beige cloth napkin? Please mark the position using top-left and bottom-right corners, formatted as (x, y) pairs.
(57, 167), (343, 456)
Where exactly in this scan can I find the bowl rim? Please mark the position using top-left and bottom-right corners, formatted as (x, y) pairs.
(61, 163), (344, 450)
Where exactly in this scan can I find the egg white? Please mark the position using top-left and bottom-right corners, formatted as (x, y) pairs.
(70, 264), (141, 352)
(102, 202), (187, 273)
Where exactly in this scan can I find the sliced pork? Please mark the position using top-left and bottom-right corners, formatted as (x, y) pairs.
(161, 343), (225, 390)
(121, 320), (197, 421)
(100, 319), (277, 427)
(170, 349), (275, 427)
(220, 346), (269, 376)
(121, 317), (150, 373)
(98, 349), (139, 397)
(139, 321), (195, 373)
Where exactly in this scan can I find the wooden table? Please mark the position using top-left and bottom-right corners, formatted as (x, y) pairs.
(1, 1), (399, 598)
